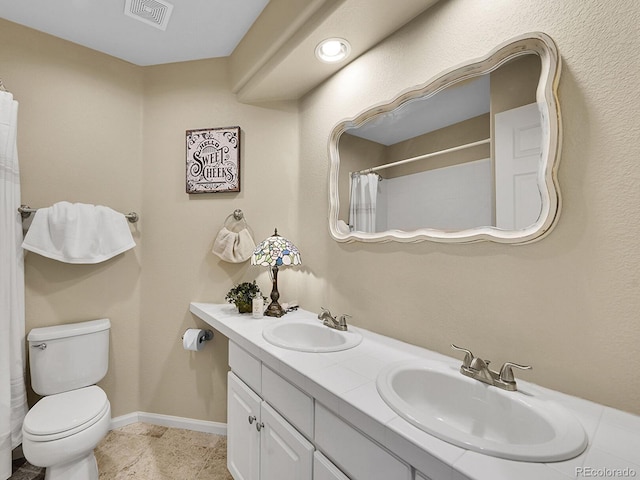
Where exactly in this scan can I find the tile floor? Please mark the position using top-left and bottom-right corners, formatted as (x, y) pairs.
(8, 458), (43, 480)
(10, 422), (233, 480)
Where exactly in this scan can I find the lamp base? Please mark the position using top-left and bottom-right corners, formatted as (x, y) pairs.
(265, 301), (285, 317)
(264, 265), (286, 317)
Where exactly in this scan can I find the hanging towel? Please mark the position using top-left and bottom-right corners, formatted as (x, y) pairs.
(212, 227), (256, 263)
(22, 201), (136, 264)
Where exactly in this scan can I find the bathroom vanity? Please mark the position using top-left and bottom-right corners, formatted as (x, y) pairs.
(190, 303), (640, 480)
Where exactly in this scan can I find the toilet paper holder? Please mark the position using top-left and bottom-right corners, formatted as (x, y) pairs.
(181, 329), (214, 342)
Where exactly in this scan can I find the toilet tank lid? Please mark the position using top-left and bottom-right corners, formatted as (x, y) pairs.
(28, 318), (110, 342)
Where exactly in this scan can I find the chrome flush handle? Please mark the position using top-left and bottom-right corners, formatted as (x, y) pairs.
(31, 343), (47, 350)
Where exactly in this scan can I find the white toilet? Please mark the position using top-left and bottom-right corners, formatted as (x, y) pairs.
(22, 318), (112, 480)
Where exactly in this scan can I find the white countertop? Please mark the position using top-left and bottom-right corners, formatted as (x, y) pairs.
(190, 303), (640, 480)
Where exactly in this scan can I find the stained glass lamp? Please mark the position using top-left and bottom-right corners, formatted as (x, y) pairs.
(251, 228), (301, 317)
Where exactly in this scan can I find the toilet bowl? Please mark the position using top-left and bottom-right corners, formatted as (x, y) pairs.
(22, 319), (112, 480)
(23, 386), (111, 480)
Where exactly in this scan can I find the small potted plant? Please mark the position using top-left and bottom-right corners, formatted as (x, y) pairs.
(225, 281), (265, 314)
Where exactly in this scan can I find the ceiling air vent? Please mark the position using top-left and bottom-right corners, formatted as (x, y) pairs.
(124, 0), (174, 31)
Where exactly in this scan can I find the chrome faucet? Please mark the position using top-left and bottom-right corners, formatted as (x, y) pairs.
(318, 308), (350, 331)
(451, 344), (531, 392)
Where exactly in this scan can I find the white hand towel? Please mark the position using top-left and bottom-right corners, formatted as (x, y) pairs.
(22, 201), (136, 264)
(212, 227), (256, 263)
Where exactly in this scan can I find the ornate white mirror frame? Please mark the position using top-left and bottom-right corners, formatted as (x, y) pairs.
(328, 32), (561, 244)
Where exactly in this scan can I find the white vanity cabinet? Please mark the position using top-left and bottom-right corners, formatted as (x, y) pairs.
(226, 340), (414, 480)
(193, 303), (637, 480)
(227, 348), (314, 480)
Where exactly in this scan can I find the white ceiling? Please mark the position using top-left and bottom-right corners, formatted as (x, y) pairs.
(0, 0), (270, 66)
(0, 0), (441, 102)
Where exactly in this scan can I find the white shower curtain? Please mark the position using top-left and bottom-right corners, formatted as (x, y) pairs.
(348, 172), (379, 233)
(0, 90), (28, 480)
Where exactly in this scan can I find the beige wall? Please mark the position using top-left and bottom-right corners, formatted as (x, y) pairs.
(337, 134), (386, 220)
(1, 18), (298, 421)
(0, 19), (144, 414)
(2, 0), (640, 421)
(138, 59), (298, 419)
(490, 54), (540, 116)
(385, 114), (490, 178)
(298, 0), (640, 415)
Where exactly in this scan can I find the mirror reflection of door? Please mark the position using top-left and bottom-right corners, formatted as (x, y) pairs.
(339, 54), (542, 234)
(495, 103), (542, 230)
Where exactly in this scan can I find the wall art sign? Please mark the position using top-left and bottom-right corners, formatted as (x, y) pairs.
(186, 126), (240, 193)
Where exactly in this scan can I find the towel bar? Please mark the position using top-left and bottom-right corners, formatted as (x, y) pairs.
(18, 205), (139, 223)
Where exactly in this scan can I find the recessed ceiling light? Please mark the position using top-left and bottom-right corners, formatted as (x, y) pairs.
(315, 38), (351, 63)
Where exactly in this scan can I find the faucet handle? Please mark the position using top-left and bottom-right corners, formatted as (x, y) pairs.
(319, 307), (333, 319)
(451, 344), (474, 368)
(499, 362), (532, 383)
(337, 314), (351, 329)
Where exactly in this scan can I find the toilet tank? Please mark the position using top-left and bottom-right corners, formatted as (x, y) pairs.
(28, 318), (110, 396)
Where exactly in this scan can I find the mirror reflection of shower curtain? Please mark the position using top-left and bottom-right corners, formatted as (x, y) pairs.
(349, 172), (379, 233)
(0, 90), (28, 480)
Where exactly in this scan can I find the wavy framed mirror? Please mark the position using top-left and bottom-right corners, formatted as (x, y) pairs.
(328, 32), (561, 244)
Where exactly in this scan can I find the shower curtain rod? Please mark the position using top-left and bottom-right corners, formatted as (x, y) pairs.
(18, 205), (139, 223)
(356, 138), (490, 175)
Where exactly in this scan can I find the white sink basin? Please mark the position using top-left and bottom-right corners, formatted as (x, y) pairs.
(376, 360), (587, 462)
(262, 320), (363, 353)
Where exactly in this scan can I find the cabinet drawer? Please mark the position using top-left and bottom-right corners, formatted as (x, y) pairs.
(261, 365), (314, 439)
(229, 341), (261, 393)
(315, 403), (411, 480)
(260, 401), (314, 480)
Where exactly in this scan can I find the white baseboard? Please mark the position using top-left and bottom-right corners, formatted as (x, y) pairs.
(110, 412), (139, 430)
(110, 411), (226, 436)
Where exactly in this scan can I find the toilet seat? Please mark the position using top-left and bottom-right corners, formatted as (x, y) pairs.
(23, 385), (109, 442)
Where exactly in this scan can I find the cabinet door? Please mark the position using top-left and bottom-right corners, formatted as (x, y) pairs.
(228, 372), (261, 480)
(314, 451), (351, 480)
(260, 401), (314, 480)
(315, 403), (411, 480)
